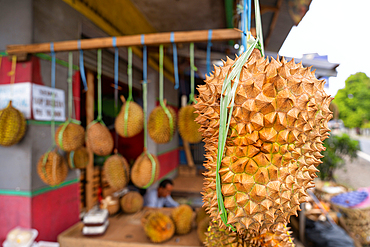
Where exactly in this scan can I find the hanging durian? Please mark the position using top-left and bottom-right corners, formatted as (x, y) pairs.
(55, 122), (85, 152)
(86, 122), (114, 156)
(0, 101), (27, 146)
(148, 104), (177, 144)
(37, 150), (68, 186)
(103, 153), (130, 190)
(131, 152), (160, 188)
(178, 105), (202, 143)
(195, 49), (333, 234)
(115, 96), (144, 138)
(66, 146), (89, 169)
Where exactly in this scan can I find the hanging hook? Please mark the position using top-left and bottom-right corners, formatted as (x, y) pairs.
(170, 32), (180, 89)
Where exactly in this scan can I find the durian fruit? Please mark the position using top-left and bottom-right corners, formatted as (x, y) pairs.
(37, 150), (68, 186)
(148, 105), (177, 144)
(131, 152), (160, 188)
(103, 154), (130, 190)
(120, 191), (144, 213)
(196, 207), (209, 224)
(143, 212), (175, 243)
(66, 146), (89, 169)
(197, 216), (211, 244)
(86, 122), (114, 156)
(55, 122), (85, 152)
(115, 96), (144, 138)
(205, 221), (294, 247)
(0, 101), (27, 146)
(195, 50), (333, 233)
(178, 105), (202, 143)
(171, 204), (193, 235)
(205, 221), (246, 247)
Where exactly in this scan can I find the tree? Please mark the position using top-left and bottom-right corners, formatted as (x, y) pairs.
(334, 72), (370, 128)
(318, 133), (359, 181)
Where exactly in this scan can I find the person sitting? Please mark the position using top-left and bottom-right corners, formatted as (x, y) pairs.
(143, 179), (179, 208)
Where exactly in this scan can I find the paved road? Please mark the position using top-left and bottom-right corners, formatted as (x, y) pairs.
(359, 138), (370, 155)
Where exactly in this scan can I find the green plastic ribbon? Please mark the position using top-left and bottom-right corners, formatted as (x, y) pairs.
(123, 47), (133, 137)
(69, 151), (75, 169)
(188, 43), (198, 105)
(158, 45), (174, 141)
(215, 0), (265, 230)
(141, 46), (157, 189)
(58, 52), (81, 150)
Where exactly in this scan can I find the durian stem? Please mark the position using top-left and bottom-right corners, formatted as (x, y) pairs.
(142, 45), (148, 150)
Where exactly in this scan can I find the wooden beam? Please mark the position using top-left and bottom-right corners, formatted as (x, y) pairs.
(6, 29), (241, 54)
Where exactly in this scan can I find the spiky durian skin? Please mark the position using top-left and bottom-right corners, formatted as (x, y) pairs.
(178, 105), (203, 143)
(205, 221), (294, 247)
(131, 152), (160, 188)
(195, 50), (333, 234)
(148, 106), (177, 144)
(115, 101), (144, 138)
(144, 212), (175, 243)
(0, 101), (27, 146)
(120, 191), (144, 213)
(103, 154), (130, 190)
(171, 204), (193, 235)
(55, 122), (85, 152)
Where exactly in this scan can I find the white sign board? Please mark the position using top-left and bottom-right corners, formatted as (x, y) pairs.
(0, 83), (32, 118)
(32, 84), (66, 121)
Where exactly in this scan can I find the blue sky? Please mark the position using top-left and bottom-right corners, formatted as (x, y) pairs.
(278, 0), (370, 97)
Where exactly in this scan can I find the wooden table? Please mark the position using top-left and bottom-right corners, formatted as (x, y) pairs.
(58, 208), (203, 247)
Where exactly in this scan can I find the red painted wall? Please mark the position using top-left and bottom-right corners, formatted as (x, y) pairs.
(157, 149), (179, 179)
(31, 183), (80, 242)
(0, 195), (32, 244)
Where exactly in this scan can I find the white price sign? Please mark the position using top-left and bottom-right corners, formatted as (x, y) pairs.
(0, 83), (32, 118)
(32, 84), (66, 121)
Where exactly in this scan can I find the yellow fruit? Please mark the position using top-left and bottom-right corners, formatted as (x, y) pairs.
(115, 98), (144, 138)
(131, 152), (160, 188)
(67, 146), (89, 169)
(55, 122), (85, 152)
(0, 101), (27, 146)
(86, 122), (114, 156)
(178, 105), (202, 143)
(143, 212), (175, 243)
(103, 154), (130, 190)
(195, 50), (333, 233)
(120, 191), (144, 213)
(148, 105), (177, 144)
(171, 204), (193, 235)
(205, 221), (294, 247)
(37, 150), (68, 186)
(197, 216), (211, 244)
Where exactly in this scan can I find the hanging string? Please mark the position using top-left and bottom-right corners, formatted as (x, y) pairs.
(123, 47), (133, 137)
(206, 30), (213, 77)
(188, 43), (197, 105)
(97, 49), (103, 122)
(247, 0), (252, 31)
(112, 37), (119, 115)
(141, 36), (156, 189)
(50, 43), (56, 147)
(254, 0), (265, 56)
(241, 0), (247, 50)
(170, 32), (179, 89)
(159, 44), (174, 140)
(78, 40), (88, 91)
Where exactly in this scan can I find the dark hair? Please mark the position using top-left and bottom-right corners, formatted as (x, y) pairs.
(159, 179), (173, 188)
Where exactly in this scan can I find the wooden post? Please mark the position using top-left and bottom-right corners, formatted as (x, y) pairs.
(85, 70), (95, 210)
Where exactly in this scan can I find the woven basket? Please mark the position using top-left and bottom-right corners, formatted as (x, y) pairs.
(332, 204), (370, 244)
(37, 150), (68, 186)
